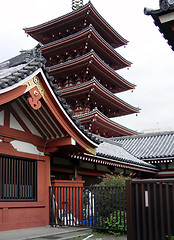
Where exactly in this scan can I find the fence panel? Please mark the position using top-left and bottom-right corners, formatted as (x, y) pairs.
(49, 185), (126, 232)
(126, 179), (174, 240)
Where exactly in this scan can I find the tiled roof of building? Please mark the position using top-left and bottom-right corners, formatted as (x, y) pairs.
(0, 47), (100, 144)
(96, 140), (157, 170)
(74, 135), (158, 171)
(144, 5), (174, 50)
(111, 131), (174, 160)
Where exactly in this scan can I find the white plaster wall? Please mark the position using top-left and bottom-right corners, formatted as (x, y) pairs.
(10, 113), (24, 131)
(0, 110), (4, 126)
(11, 140), (44, 156)
(12, 102), (42, 137)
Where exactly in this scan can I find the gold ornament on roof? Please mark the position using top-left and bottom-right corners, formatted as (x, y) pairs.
(72, 0), (83, 10)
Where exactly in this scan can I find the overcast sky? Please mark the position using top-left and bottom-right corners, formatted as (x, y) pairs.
(1, 0), (174, 133)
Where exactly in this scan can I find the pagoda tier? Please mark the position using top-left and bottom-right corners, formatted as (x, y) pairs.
(24, 3), (128, 48)
(77, 108), (137, 137)
(25, 2), (138, 137)
(60, 77), (139, 118)
(49, 51), (135, 93)
(41, 25), (131, 71)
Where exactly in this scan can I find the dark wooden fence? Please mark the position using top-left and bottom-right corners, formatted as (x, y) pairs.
(49, 186), (126, 232)
(126, 179), (174, 240)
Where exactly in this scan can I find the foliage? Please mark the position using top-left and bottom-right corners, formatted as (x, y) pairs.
(97, 174), (128, 187)
(96, 210), (127, 236)
(95, 174), (128, 216)
(104, 210), (127, 236)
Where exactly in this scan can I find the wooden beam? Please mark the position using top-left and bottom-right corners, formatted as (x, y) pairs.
(46, 137), (76, 148)
(0, 85), (27, 105)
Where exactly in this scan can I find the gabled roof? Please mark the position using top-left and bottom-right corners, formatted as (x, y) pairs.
(49, 50), (135, 93)
(111, 131), (174, 161)
(41, 25), (131, 70)
(77, 108), (138, 137)
(60, 77), (139, 117)
(24, 2), (128, 48)
(144, 6), (174, 50)
(0, 48), (100, 153)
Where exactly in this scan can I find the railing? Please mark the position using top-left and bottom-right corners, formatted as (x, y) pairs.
(49, 186), (126, 232)
(126, 179), (174, 240)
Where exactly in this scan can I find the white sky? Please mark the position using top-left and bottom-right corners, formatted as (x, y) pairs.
(0, 0), (174, 133)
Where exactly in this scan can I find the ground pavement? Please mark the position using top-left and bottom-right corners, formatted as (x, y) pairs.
(0, 226), (127, 240)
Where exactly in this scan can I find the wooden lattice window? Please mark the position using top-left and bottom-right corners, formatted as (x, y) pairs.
(0, 155), (37, 201)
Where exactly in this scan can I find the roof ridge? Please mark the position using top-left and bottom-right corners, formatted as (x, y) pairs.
(113, 130), (174, 140)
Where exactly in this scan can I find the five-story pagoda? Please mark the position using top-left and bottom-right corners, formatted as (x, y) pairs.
(25, 0), (139, 137)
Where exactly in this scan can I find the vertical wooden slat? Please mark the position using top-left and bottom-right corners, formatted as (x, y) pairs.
(69, 187), (71, 226)
(126, 180), (133, 240)
(87, 188), (90, 227)
(60, 187), (62, 226)
(84, 187), (86, 226)
(111, 187), (114, 227)
(5, 157), (8, 200)
(159, 183), (165, 240)
(135, 183), (140, 240)
(91, 187), (93, 228)
(65, 187), (68, 226)
(75, 187), (77, 226)
(56, 187), (60, 224)
(78, 187), (80, 226)
(63, 187), (65, 226)
(141, 184), (147, 240)
(153, 183), (159, 240)
(94, 187), (97, 230)
(123, 187), (126, 231)
(101, 187), (104, 228)
(72, 187), (74, 226)
(147, 184), (152, 240)
(166, 183), (171, 239)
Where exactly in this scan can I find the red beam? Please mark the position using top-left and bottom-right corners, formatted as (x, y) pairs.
(46, 137), (76, 148)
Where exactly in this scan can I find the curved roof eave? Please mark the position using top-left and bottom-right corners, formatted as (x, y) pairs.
(77, 108), (138, 135)
(49, 50), (135, 90)
(0, 57), (100, 152)
(41, 25), (132, 69)
(24, 2), (128, 48)
(60, 77), (140, 114)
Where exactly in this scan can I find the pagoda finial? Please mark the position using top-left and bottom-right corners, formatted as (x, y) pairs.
(72, 0), (83, 10)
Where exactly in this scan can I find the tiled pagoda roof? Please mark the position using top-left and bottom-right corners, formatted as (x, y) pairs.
(24, 2), (128, 48)
(49, 50), (135, 93)
(77, 108), (138, 136)
(60, 77), (139, 117)
(41, 25), (131, 70)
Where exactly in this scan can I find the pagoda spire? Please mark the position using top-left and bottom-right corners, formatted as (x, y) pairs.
(72, 0), (83, 10)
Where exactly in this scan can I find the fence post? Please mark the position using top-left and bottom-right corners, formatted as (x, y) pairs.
(126, 179), (133, 240)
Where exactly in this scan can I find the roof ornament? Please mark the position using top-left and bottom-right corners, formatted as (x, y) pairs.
(159, 0), (174, 11)
(72, 0), (83, 10)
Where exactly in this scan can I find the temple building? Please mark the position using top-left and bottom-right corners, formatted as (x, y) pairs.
(0, 1), (161, 231)
(24, 2), (139, 138)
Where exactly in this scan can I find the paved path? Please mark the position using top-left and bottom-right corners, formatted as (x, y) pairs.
(0, 226), (127, 240)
